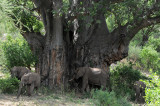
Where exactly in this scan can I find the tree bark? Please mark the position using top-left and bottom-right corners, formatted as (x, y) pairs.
(22, 0), (68, 89)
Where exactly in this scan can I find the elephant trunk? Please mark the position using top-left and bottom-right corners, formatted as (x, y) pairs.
(69, 75), (76, 82)
(75, 73), (81, 79)
(17, 82), (23, 99)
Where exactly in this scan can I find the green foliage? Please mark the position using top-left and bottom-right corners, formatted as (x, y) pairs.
(111, 63), (143, 100)
(106, 14), (117, 32)
(105, 0), (160, 32)
(146, 36), (160, 52)
(53, 0), (70, 17)
(130, 32), (143, 46)
(0, 77), (20, 94)
(140, 46), (160, 70)
(2, 35), (36, 69)
(0, 0), (18, 35)
(0, 41), (6, 66)
(91, 89), (131, 106)
(9, 0), (44, 33)
(13, 9), (43, 32)
(129, 34), (160, 71)
(128, 45), (141, 62)
(144, 71), (160, 105)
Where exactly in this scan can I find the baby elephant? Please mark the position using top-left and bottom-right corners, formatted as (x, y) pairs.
(17, 72), (40, 98)
(134, 81), (146, 103)
(75, 67), (109, 93)
(10, 66), (31, 80)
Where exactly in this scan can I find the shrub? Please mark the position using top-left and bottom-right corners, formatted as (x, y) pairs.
(145, 36), (160, 52)
(140, 46), (160, 70)
(91, 89), (131, 106)
(2, 35), (37, 69)
(110, 63), (143, 100)
(143, 70), (160, 105)
(0, 42), (6, 66)
(128, 45), (141, 63)
(0, 77), (20, 93)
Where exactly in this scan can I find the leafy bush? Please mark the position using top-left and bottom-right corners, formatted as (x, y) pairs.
(110, 63), (143, 100)
(145, 36), (160, 52)
(0, 41), (6, 66)
(91, 89), (131, 106)
(140, 46), (160, 70)
(2, 35), (37, 69)
(144, 71), (160, 105)
(128, 45), (142, 63)
(0, 77), (20, 93)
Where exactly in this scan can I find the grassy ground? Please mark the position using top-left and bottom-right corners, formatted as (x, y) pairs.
(0, 93), (92, 106)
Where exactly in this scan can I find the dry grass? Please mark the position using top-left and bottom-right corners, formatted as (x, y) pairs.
(0, 93), (93, 106)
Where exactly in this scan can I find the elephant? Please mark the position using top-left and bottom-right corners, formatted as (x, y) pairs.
(75, 67), (110, 93)
(134, 81), (146, 103)
(17, 72), (41, 98)
(10, 66), (31, 80)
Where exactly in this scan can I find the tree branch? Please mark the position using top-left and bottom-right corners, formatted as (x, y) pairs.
(22, 32), (45, 53)
(129, 16), (160, 40)
(109, 0), (124, 4)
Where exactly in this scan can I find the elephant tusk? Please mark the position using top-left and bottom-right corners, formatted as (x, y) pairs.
(69, 78), (74, 82)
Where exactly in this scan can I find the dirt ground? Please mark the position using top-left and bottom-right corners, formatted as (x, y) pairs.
(0, 93), (92, 106)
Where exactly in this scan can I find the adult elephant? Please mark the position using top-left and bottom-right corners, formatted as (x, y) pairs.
(75, 67), (110, 93)
(10, 66), (31, 80)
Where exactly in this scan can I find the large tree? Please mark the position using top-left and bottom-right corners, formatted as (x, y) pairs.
(10, 0), (160, 89)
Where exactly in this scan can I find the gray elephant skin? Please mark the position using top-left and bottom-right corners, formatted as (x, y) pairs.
(134, 81), (146, 103)
(17, 72), (40, 98)
(10, 66), (31, 80)
(75, 67), (109, 93)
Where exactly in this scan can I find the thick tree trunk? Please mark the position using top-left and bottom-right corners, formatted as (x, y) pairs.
(23, 0), (68, 89)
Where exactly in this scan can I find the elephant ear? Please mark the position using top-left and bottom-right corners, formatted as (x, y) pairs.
(76, 67), (86, 79)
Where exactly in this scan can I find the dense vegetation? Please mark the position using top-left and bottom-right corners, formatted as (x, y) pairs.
(2, 35), (36, 69)
(0, 0), (160, 105)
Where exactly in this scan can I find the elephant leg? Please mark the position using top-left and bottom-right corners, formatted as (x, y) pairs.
(107, 78), (112, 92)
(140, 89), (145, 103)
(17, 83), (23, 99)
(135, 88), (140, 103)
(27, 85), (30, 96)
(35, 87), (39, 95)
(102, 83), (106, 91)
(28, 84), (34, 96)
(141, 89), (145, 97)
(86, 84), (90, 92)
(82, 78), (88, 93)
